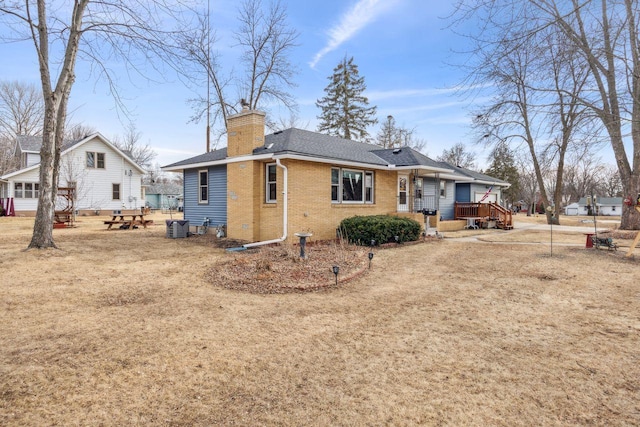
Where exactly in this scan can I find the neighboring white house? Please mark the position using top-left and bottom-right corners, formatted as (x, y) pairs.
(564, 202), (580, 216)
(0, 133), (146, 216)
(565, 197), (623, 216)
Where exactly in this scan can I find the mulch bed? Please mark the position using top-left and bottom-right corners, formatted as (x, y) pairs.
(204, 242), (368, 294)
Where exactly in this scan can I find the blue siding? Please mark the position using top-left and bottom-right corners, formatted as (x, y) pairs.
(439, 181), (455, 219)
(423, 177), (455, 219)
(183, 165), (227, 226)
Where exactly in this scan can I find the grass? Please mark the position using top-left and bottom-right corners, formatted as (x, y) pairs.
(1, 212), (639, 425)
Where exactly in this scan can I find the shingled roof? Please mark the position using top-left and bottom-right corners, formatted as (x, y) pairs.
(163, 128), (451, 172)
(438, 161), (510, 186)
(16, 135), (90, 153)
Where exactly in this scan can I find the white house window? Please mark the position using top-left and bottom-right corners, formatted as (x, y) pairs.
(86, 152), (105, 169)
(439, 180), (446, 198)
(266, 163), (277, 203)
(331, 167), (374, 204)
(199, 170), (208, 204)
(14, 182), (23, 198)
(112, 183), (121, 200)
(331, 168), (340, 202)
(365, 172), (374, 203)
(13, 182), (39, 199)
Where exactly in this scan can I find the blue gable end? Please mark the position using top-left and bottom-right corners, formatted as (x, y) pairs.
(183, 165), (227, 227)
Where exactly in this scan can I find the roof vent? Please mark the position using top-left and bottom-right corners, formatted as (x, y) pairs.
(274, 130), (283, 135)
(265, 143), (274, 149)
(393, 148), (402, 154)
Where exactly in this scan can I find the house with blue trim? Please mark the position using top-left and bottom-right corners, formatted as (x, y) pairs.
(162, 108), (510, 244)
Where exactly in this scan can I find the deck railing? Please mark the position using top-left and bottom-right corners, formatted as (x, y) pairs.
(454, 202), (513, 229)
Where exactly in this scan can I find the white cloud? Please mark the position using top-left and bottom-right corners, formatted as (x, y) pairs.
(309, 0), (398, 68)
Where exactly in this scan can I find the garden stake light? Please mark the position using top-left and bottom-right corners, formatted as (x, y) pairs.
(332, 265), (339, 286)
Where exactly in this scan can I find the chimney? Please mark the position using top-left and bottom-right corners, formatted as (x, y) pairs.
(226, 108), (265, 157)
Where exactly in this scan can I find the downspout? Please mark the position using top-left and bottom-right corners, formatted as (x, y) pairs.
(243, 158), (288, 248)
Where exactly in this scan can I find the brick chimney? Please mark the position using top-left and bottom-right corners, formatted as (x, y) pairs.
(226, 106), (266, 242)
(226, 106), (266, 157)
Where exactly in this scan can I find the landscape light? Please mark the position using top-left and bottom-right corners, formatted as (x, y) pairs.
(332, 265), (340, 286)
(368, 252), (374, 269)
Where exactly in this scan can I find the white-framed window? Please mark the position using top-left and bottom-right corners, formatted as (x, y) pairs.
(365, 171), (374, 203)
(13, 182), (39, 199)
(198, 169), (208, 204)
(14, 182), (23, 198)
(331, 168), (340, 202)
(86, 152), (105, 169)
(112, 183), (121, 200)
(331, 167), (374, 204)
(439, 180), (446, 198)
(266, 163), (277, 203)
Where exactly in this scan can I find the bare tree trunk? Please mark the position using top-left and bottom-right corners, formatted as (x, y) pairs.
(28, 0), (86, 249)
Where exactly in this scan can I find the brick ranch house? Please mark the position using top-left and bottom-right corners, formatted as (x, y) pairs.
(162, 108), (510, 245)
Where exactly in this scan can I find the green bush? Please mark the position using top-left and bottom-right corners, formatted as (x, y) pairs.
(338, 215), (422, 246)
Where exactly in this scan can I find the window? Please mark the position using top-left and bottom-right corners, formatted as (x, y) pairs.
(331, 168), (340, 202)
(13, 182), (39, 199)
(14, 183), (23, 198)
(365, 172), (374, 203)
(112, 183), (121, 200)
(86, 152), (105, 169)
(439, 180), (446, 198)
(199, 170), (208, 203)
(266, 163), (277, 203)
(331, 167), (374, 204)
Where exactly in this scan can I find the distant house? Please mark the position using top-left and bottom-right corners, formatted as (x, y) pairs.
(0, 133), (146, 216)
(573, 197), (622, 216)
(163, 108), (510, 244)
(145, 181), (183, 211)
(564, 202), (580, 216)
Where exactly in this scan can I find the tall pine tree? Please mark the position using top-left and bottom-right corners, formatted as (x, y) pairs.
(485, 143), (520, 207)
(316, 56), (377, 141)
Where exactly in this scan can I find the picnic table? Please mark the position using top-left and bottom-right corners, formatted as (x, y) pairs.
(104, 213), (153, 230)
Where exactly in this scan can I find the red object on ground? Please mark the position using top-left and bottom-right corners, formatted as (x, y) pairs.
(584, 233), (594, 248)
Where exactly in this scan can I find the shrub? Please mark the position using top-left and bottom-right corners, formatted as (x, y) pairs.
(338, 215), (422, 246)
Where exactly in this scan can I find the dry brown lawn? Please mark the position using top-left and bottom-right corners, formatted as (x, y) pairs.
(1, 213), (639, 426)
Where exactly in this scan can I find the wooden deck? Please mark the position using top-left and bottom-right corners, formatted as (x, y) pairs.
(454, 202), (513, 230)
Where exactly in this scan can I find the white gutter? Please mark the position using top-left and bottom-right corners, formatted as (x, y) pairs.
(243, 158), (288, 248)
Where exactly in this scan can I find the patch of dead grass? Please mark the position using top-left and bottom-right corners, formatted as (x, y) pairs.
(0, 213), (639, 426)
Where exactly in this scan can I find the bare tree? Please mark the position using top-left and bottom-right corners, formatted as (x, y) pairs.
(375, 115), (425, 152)
(453, 0), (640, 229)
(0, 136), (18, 176)
(457, 4), (595, 225)
(64, 123), (97, 141)
(112, 122), (156, 169)
(0, 80), (44, 139)
(437, 142), (477, 170)
(178, 0), (299, 150)
(0, 1), (194, 249)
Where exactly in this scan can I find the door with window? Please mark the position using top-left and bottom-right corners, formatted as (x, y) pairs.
(397, 175), (408, 212)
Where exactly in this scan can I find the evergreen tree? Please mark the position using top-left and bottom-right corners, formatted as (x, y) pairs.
(485, 143), (521, 206)
(316, 56), (377, 141)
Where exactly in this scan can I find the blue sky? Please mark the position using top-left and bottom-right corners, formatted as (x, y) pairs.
(0, 0), (490, 168)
